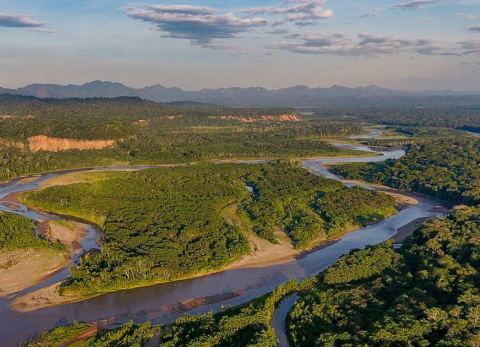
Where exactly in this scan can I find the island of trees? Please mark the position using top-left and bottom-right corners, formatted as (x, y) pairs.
(20, 162), (397, 296)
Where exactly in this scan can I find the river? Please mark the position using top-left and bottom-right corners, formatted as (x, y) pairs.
(0, 148), (444, 346)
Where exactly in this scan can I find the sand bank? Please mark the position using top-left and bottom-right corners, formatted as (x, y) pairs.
(0, 249), (69, 298)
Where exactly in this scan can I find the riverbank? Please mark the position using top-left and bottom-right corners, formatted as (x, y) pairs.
(11, 283), (81, 312)
(0, 249), (69, 298)
(393, 217), (432, 243)
(214, 151), (379, 165)
(0, 218), (91, 299)
(341, 179), (419, 206)
(0, 190), (93, 299)
(228, 230), (299, 269)
(47, 220), (90, 253)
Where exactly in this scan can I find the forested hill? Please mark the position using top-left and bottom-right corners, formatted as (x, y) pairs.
(0, 94), (301, 140)
(0, 94), (293, 120)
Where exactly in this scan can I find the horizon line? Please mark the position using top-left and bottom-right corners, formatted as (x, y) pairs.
(2, 80), (480, 94)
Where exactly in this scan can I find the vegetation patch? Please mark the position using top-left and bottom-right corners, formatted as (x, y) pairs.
(27, 320), (157, 347)
(243, 163), (397, 248)
(0, 211), (62, 251)
(315, 186), (398, 234)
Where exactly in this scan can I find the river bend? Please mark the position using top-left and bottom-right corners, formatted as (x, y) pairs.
(0, 149), (444, 346)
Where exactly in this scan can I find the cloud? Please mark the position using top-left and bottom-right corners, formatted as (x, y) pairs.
(459, 14), (479, 20)
(273, 32), (480, 56)
(145, 5), (214, 16)
(392, 0), (444, 10)
(246, 0), (333, 26)
(124, 4), (267, 47)
(459, 40), (480, 54)
(268, 28), (290, 35)
(359, 11), (377, 19)
(469, 26), (480, 33)
(27, 28), (60, 34)
(0, 12), (45, 28)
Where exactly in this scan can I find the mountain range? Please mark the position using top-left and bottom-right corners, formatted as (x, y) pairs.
(1, 81), (479, 107)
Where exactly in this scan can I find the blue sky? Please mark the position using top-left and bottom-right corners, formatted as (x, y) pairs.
(1, 0), (480, 91)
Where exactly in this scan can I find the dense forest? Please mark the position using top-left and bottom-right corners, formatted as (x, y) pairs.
(243, 163), (342, 246)
(287, 206), (480, 346)
(244, 165), (397, 247)
(309, 105), (480, 134)
(21, 162), (396, 296)
(22, 164), (253, 295)
(28, 207), (480, 346)
(0, 96), (365, 181)
(0, 95), (298, 139)
(331, 138), (480, 205)
(315, 187), (398, 234)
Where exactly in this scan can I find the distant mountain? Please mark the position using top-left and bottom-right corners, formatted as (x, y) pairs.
(0, 87), (11, 95)
(1, 81), (479, 107)
(164, 101), (220, 108)
(12, 81), (137, 99)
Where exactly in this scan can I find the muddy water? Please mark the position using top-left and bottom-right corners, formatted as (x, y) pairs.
(272, 294), (299, 347)
(0, 153), (443, 346)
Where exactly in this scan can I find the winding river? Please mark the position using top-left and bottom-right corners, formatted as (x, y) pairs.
(0, 146), (445, 346)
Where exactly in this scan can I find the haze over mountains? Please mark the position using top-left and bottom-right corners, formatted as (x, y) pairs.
(1, 81), (480, 107)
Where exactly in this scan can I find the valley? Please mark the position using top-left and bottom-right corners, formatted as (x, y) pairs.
(0, 96), (478, 346)
(3, 1), (480, 344)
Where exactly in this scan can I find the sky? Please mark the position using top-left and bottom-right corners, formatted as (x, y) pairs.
(1, 0), (480, 91)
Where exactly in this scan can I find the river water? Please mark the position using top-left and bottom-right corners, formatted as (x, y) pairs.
(272, 294), (300, 347)
(0, 149), (444, 346)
